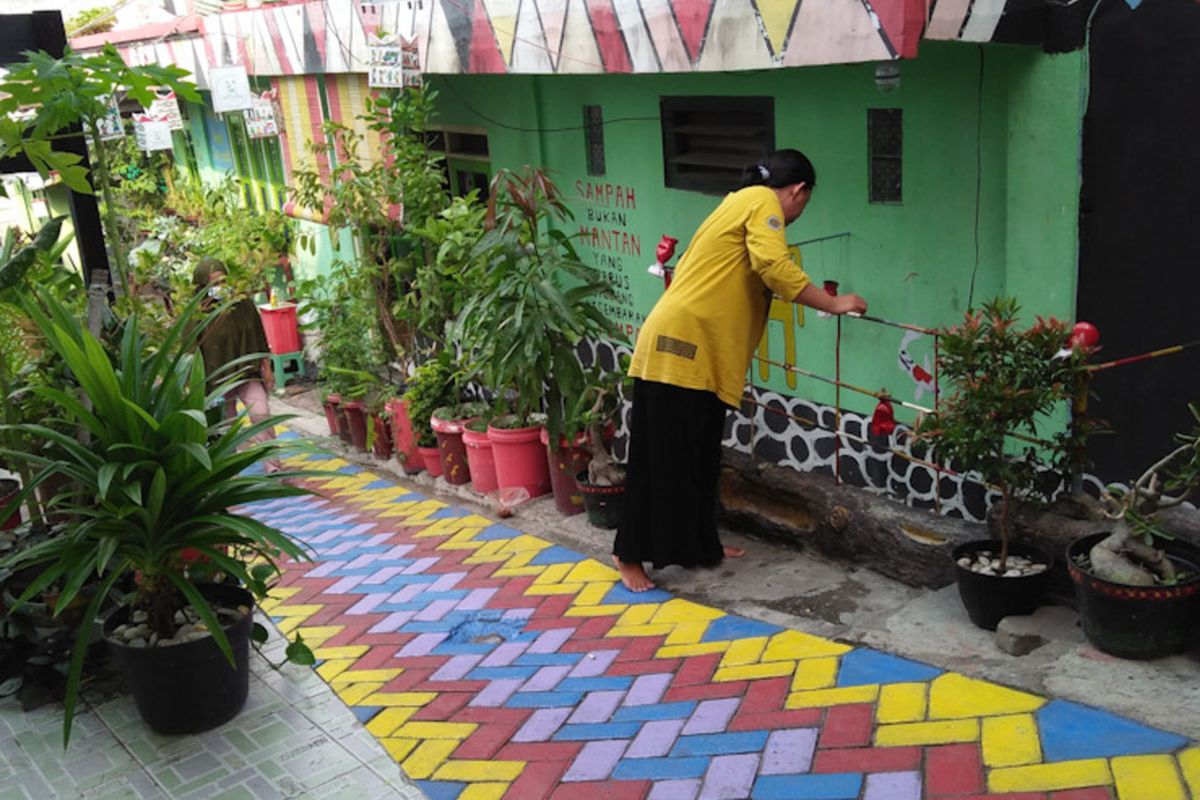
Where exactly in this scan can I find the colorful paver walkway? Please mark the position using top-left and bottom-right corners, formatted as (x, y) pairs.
(250, 437), (1200, 800)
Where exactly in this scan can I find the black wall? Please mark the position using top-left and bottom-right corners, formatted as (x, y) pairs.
(1078, 0), (1200, 481)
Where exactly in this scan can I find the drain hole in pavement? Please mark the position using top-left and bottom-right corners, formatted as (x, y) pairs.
(445, 612), (526, 645)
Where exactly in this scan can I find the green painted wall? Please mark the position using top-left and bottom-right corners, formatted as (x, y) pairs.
(427, 41), (1084, 423)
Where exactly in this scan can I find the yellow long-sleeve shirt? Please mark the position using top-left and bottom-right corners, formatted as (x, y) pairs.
(628, 186), (811, 408)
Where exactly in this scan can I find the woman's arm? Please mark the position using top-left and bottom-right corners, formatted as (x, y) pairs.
(793, 282), (867, 315)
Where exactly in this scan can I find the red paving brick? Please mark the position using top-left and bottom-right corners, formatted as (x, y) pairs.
(926, 743), (986, 796)
(816, 703), (874, 749)
(811, 745), (922, 773)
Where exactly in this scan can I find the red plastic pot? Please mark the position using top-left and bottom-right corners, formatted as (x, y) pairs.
(540, 429), (592, 516)
(322, 394), (340, 437)
(257, 303), (301, 354)
(343, 400), (369, 452)
(462, 428), (498, 495)
(417, 445), (443, 478)
(488, 423), (551, 499)
(331, 395), (353, 445)
(371, 413), (393, 459)
(431, 410), (476, 486)
(386, 398), (421, 474)
(0, 478), (21, 531)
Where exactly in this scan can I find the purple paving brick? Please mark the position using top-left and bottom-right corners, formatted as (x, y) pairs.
(346, 593), (391, 615)
(367, 610), (415, 633)
(760, 728), (818, 775)
(648, 780), (701, 800)
(863, 771), (921, 800)
(341, 523), (378, 537)
(627, 719), (686, 758)
(326, 541), (361, 555)
(699, 753), (759, 800)
(325, 573), (369, 594)
(512, 707), (574, 742)
(569, 649), (620, 678)
(561, 739), (629, 782)
(568, 690), (627, 724)
(457, 588), (497, 611)
(523, 665), (573, 692)
(389, 583), (425, 603)
(681, 698), (741, 735)
(344, 553), (384, 571)
(625, 673), (673, 707)
(362, 532), (392, 546)
(305, 560), (346, 578)
(528, 627), (576, 654)
(402, 557), (439, 575)
(396, 632), (447, 657)
(379, 544), (415, 560)
(431, 654), (484, 682)
(426, 572), (466, 592)
(413, 599), (458, 622)
(363, 567), (404, 585)
(469, 678), (525, 708)
(502, 608), (534, 621)
(479, 641), (530, 668)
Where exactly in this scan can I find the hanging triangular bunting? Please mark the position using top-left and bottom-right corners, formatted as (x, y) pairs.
(481, 0), (521, 65)
(538, 0), (569, 70)
(469, 0), (508, 72)
(668, 0), (716, 62)
(752, 0), (802, 57)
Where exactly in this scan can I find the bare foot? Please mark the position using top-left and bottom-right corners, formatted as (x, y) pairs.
(723, 545), (746, 558)
(612, 555), (655, 592)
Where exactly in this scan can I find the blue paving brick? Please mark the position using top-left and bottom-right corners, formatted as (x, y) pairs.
(836, 648), (943, 687)
(601, 584), (674, 605)
(363, 479), (395, 490)
(530, 545), (586, 565)
(475, 524), (523, 541)
(611, 701), (698, 722)
(611, 757), (710, 781)
(430, 506), (468, 519)
(701, 615), (784, 642)
(431, 642), (495, 655)
(514, 653), (582, 667)
(752, 773), (863, 799)
(1038, 699), (1188, 762)
(352, 706), (382, 724)
(300, 451), (338, 461)
(398, 621), (464, 633)
(670, 731), (769, 757)
(557, 676), (634, 692)
(336, 464), (363, 474)
(466, 666), (540, 681)
(553, 722), (643, 741)
(507, 691), (584, 708)
(417, 780), (464, 800)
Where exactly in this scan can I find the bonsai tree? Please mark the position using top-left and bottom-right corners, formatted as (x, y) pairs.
(571, 359), (631, 486)
(451, 167), (622, 444)
(1088, 403), (1200, 585)
(918, 298), (1093, 571)
(0, 288), (311, 744)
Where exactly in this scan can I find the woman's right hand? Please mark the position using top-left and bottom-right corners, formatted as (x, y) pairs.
(835, 293), (868, 315)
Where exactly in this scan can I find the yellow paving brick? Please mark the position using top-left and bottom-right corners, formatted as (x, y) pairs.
(876, 682), (927, 724)
(273, 616), (302, 635)
(656, 642), (731, 658)
(1112, 755), (1188, 800)
(1179, 748), (1200, 798)
(762, 630), (852, 661)
(337, 681), (386, 705)
(564, 560), (621, 583)
(651, 599), (725, 625)
(498, 535), (552, 553)
(875, 719), (979, 747)
(571, 582), (615, 606)
(359, 692), (437, 707)
(268, 604), (324, 619)
(989, 759), (1112, 794)
(714, 662), (795, 682)
(928, 673), (1046, 720)
(331, 669), (403, 685)
(463, 540), (506, 563)
(664, 622), (709, 646)
(393, 721), (478, 740)
(293, 626), (344, 648)
(616, 604), (659, 627)
(525, 582), (584, 596)
(565, 604), (631, 618)
(457, 784), (509, 800)
(981, 714), (1041, 767)
(791, 657), (840, 691)
(721, 637), (768, 668)
(609, 624), (676, 638)
(313, 646), (370, 660)
(493, 566), (545, 577)
(402, 740), (461, 779)
(316, 659), (357, 682)
(433, 760), (526, 782)
(382, 738), (418, 762)
(786, 685), (879, 709)
(531, 563), (573, 585)
(366, 707), (419, 737)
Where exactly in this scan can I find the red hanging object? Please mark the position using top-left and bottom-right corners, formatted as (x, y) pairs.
(656, 235), (678, 264)
(870, 397), (897, 437)
(1069, 321), (1100, 350)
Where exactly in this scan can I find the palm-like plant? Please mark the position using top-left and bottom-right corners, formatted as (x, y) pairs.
(0, 289), (310, 744)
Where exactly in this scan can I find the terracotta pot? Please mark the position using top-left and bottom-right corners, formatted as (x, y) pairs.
(487, 423), (551, 498)
(371, 413), (393, 459)
(431, 409), (477, 486)
(343, 400), (369, 452)
(386, 398), (421, 474)
(417, 445), (443, 478)
(462, 428), (498, 495)
(322, 396), (340, 437)
(540, 429), (592, 516)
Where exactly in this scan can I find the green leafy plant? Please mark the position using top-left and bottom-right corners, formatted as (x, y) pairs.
(918, 298), (1093, 570)
(404, 191), (487, 347)
(403, 352), (457, 448)
(569, 358), (631, 486)
(0, 289), (311, 745)
(297, 260), (386, 400)
(451, 167), (621, 444)
(65, 5), (116, 36)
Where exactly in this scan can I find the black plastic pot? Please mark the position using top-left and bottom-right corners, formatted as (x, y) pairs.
(1067, 532), (1200, 659)
(576, 470), (625, 529)
(953, 540), (1053, 631)
(104, 583), (252, 734)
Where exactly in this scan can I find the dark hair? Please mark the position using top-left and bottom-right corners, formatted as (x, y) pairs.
(740, 149), (816, 191)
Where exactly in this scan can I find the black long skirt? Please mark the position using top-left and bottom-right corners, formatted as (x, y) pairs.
(613, 378), (730, 570)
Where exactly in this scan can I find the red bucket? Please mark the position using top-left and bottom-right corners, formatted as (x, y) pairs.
(257, 304), (301, 355)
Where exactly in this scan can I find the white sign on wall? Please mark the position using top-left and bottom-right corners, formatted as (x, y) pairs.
(210, 65), (253, 113)
(368, 34), (420, 88)
(245, 92), (280, 139)
(146, 90), (184, 131)
(97, 95), (125, 141)
(133, 115), (174, 152)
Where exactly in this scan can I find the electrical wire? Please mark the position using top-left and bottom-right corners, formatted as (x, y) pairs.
(435, 77), (659, 133)
(966, 43), (983, 311)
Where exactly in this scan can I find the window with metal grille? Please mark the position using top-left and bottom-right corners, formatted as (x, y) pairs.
(425, 127), (491, 200)
(660, 96), (774, 194)
(868, 108), (902, 204)
(584, 105), (605, 176)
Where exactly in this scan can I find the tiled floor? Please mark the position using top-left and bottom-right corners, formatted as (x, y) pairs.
(244, 441), (1200, 800)
(0, 616), (426, 800)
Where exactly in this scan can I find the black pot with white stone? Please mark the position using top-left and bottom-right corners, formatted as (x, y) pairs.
(952, 539), (1053, 630)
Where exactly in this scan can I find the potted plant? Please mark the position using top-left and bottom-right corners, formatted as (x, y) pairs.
(918, 298), (1093, 630)
(573, 363), (630, 528)
(403, 352), (457, 479)
(1067, 404), (1200, 658)
(0, 290), (312, 744)
(431, 400), (488, 486)
(370, 390), (395, 461)
(452, 167), (621, 499)
(462, 416), (498, 495)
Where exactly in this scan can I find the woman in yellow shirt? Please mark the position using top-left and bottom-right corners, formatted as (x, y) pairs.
(614, 149), (868, 592)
